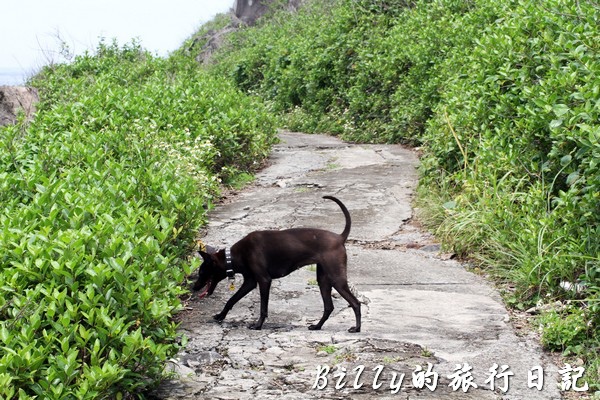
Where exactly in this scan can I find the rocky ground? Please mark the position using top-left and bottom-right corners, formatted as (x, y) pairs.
(0, 85), (38, 126)
(151, 131), (563, 399)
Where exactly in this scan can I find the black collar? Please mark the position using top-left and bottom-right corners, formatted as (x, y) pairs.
(225, 248), (235, 279)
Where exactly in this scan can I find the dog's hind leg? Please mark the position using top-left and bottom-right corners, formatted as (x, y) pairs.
(309, 264), (334, 331)
(332, 280), (362, 333)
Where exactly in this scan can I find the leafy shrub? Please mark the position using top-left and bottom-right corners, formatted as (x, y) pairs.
(0, 40), (276, 398)
(421, 0), (600, 302)
(209, 0), (505, 143)
(539, 308), (590, 352)
(418, 0), (599, 385)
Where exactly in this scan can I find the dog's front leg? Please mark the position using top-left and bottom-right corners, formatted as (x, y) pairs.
(248, 279), (271, 330)
(214, 278), (256, 322)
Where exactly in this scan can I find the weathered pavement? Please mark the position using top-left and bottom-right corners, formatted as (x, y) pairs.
(153, 132), (562, 399)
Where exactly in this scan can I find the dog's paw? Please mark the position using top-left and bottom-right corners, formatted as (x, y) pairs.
(213, 313), (226, 321)
(308, 324), (322, 331)
(348, 326), (360, 333)
(248, 323), (263, 330)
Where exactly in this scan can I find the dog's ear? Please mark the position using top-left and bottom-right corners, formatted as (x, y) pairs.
(199, 249), (226, 267)
(199, 250), (214, 264)
(199, 250), (209, 259)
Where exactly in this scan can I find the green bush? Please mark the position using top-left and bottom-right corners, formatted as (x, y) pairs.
(418, 0), (599, 387)
(0, 40), (276, 398)
(539, 308), (590, 353)
(209, 0), (505, 143)
(421, 0), (600, 304)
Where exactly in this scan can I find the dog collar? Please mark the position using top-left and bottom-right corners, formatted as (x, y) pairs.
(225, 248), (235, 279)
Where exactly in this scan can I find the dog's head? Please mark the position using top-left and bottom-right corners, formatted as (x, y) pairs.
(193, 249), (228, 298)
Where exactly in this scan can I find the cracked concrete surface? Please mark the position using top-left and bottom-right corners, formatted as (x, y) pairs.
(152, 132), (562, 399)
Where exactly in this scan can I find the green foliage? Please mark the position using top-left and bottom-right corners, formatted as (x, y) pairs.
(210, 0), (505, 143)
(0, 40), (276, 398)
(421, 0), (600, 306)
(417, 0), (600, 382)
(222, 169), (255, 190)
(539, 307), (590, 353)
(317, 344), (338, 355)
(538, 307), (598, 390)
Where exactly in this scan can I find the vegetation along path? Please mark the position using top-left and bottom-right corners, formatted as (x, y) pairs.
(154, 131), (562, 400)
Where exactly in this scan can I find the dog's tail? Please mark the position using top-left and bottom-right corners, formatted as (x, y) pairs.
(323, 196), (351, 242)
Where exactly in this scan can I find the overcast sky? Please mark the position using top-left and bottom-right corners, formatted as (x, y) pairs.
(0, 0), (232, 84)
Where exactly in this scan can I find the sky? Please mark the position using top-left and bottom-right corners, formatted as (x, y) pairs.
(0, 0), (232, 85)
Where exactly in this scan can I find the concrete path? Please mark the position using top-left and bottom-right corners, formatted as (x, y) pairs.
(153, 132), (561, 399)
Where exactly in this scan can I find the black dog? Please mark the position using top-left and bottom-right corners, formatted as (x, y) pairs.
(194, 196), (361, 333)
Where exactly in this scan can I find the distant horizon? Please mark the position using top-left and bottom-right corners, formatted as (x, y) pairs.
(0, 0), (232, 85)
(0, 67), (29, 86)
(0, 65), (54, 86)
